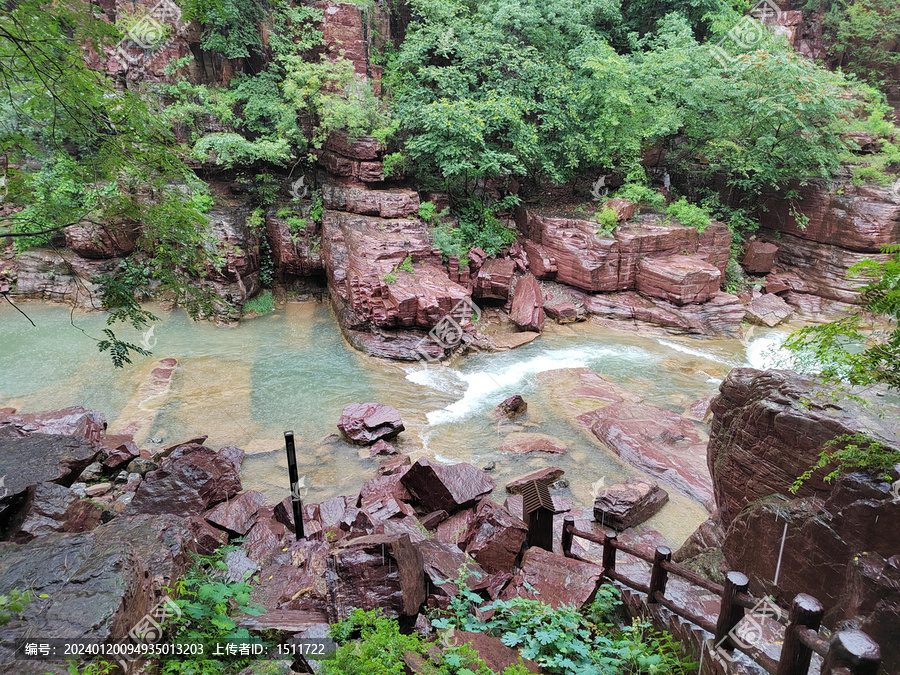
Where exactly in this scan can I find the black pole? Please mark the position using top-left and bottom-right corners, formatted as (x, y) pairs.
(285, 431), (305, 540)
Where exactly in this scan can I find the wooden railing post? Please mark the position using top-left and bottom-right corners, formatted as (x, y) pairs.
(561, 516), (575, 558)
(648, 546), (672, 603)
(776, 594), (824, 675)
(821, 630), (881, 675)
(602, 530), (617, 575)
(714, 571), (749, 653)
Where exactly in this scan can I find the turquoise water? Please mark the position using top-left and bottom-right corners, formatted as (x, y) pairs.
(0, 299), (792, 546)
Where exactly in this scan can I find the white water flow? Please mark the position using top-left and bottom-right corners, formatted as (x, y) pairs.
(0, 301), (797, 548)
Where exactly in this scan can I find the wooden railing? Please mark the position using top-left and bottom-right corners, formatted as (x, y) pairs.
(561, 517), (882, 675)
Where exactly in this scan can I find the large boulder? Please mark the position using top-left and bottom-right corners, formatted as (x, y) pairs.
(462, 498), (527, 574)
(593, 478), (669, 531)
(64, 221), (139, 259)
(744, 293), (793, 327)
(125, 444), (243, 516)
(515, 207), (730, 293)
(581, 290), (745, 338)
(0, 434), (100, 499)
(0, 407), (106, 441)
(473, 259), (516, 301)
(338, 403), (405, 445)
(741, 241), (779, 274)
(509, 275), (545, 331)
(326, 533), (425, 620)
(446, 631), (542, 673)
(635, 255), (721, 306)
(505, 468), (565, 494)
(400, 458), (495, 514)
(0, 482), (102, 543)
(321, 181), (419, 219)
(499, 432), (567, 454)
(579, 403), (713, 507)
(204, 490), (266, 536)
(708, 368), (900, 529)
(501, 547), (602, 608)
(321, 211), (470, 332)
(0, 514), (194, 647)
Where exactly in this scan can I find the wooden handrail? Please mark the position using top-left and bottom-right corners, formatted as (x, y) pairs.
(559, 519), (882, 675)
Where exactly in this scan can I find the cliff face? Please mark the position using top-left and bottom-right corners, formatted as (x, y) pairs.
(692, 368), (900, 667)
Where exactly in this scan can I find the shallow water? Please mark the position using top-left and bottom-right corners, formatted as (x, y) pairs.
(0, 300), (794, 548)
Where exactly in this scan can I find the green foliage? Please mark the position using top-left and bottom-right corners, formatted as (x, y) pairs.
(160, 546), (265, 674)
(398, 255), (415, 274)
(432, 572), (693, 675)
(182, 0), (266, 59)
(419, 201), (446, 224)
(666, 197), (711, 232)
(433, 197), (519, 260)
(324, 608), (531, 675)
(243, 291), (276, 316)
(792, 433), (900, 492)
(323, 609), (424, 675)
(615, 184), (665, 209)
(0, 589), (32, 626)
(66, 661), (116, 675)
(382, 271), (398, 285)
(783, 244), (900, 390)
(383, 152), (406, 178)
(824, 0), (900, 91)
(595, 207), (619, 237)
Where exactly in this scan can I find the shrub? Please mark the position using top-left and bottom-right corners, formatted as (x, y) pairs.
(792, 432), (900, 492)
(243, 291), (276, 316)
(615, 184), (665, 209)
(666, 197), (711, 233)
(595, 207), (619, 237)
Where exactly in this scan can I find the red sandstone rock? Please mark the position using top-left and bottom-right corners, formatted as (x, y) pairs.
(0, 406), (106, 442)
(435, 508), (476, 545)
(516, 206), (732, 293)
(593, 478), (669, 531)
(321, 211), (470, 332)
(579, 403), (713, 506)
(7, 482), (103, 542)
(582, 290), (745, 338)
(204, 490), (266, 536)
(419, 539), (488, 607)
(602, 198), (637, 222)
(321, 181), (419, 218)
(447, 631), (541, 673)
(544, 300), (578, 323)
(400, 458), (495, 514)
(509, 275), (545, 331)
(242, 513), (287, 562)
(744, 293), (793, 327)
(759, 232), (892, 304)
(505, 468), (564, 494)
(325, 132), (382, 160)
(265, 210), (323, 278)
(328, 533), (425, 619)
(742, 241), (779, 274)
(708, 368), (900, 529)
(338, 403), (405, 445)
(368, 439), (398, 456)
(499, 432), (567, 454)
(473, 258), (515, 300)
(759, 179), (900, 253)
(102, 441), (141, 471)
(125, 445), (243, 516)
(635, 255), (721, 305)
(64, 221), (139, 259)
(490, 395), (528, 420)
(523, 240), (558, 279)
(187, 515), (229, 556)
(501, 547), (602, 608)
(463, 498), (527, 574)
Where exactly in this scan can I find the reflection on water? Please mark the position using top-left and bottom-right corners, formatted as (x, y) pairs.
(0, 301), (796, 548)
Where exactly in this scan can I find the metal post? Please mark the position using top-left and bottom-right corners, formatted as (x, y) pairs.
(648, 546), (672, 603)
(714, 571), (749, 653)
(285, 431), (304, 540)
(776, 594), (824, 675)
(821, 631), (881, 675)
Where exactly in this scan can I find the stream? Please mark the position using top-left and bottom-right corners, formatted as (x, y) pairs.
(0, 300), (793, 548)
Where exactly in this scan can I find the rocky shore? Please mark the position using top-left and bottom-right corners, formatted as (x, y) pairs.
(1, 366), (898, 672)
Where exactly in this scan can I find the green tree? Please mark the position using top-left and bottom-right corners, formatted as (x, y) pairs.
(0, 0), (220, 366)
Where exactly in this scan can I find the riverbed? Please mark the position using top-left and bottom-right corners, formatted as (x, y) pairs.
(0, 300), (793, 548)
